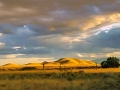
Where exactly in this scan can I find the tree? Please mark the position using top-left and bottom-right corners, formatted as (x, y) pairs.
(101, 57), (119, 68)
(42, 61), (48, 70)
(107, 57), (119, 68)
(101, 61), (109, 68)
(95, 62), (98, 69)
(59, 59), (69, 70)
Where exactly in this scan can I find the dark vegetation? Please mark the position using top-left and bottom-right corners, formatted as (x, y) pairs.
(101, 57), (120, 68)
(42, 61), (48, 70)
(20, 67), (37, 70)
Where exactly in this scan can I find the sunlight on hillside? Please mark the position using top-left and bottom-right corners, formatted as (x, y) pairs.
(0, 58), (99, 70)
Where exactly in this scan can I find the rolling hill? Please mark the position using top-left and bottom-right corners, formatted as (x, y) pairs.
(0, 58), (98, 70)
(55, 58), (96, 66)
(1, 63), (21, 70)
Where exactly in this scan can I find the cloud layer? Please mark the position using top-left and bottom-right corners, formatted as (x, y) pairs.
(0, 0), (120, 64)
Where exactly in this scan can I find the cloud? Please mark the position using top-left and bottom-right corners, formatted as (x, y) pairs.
(0, 46), (51, 55)
(93, 6), (101, 14)
(33, 34), (72, 49)
(12, 46), (21, 50)
(106, 52), (120, 57)
(5, 54), (21, 59)
(87, 27), (120, 48)
(0, 0), (118, 31)
(77, 54), (83, 57)
(67, 23), (120, 57)
(0, 42), (5, 48)
(0, 0), (120, 63)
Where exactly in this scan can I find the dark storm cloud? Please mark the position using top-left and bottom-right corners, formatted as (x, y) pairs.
(0, 24), (16, 34)
(1, 29), (12, 34)
(70, 27), (120, 55)
(0, 29), (36, 47)
(87, 28), (120, 48)
(27, 25), (79, 36)
(0, 0), (119, 30)
(0, 0), (120, 59)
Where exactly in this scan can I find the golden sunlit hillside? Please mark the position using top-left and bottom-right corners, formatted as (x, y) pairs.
(0, 58), (99, 70)
(55, 58), (96, 66)
(3, 63), (20, 67)
(23, 63), (42, 67)
(1, 63), (21, 70)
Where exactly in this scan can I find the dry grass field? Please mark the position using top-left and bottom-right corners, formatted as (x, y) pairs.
(0, 68), (120, 90)
(0, 58), (119, 90)
(0, 77), (119, 90)
(83, 68), (120, 73)
(0, 68), (120, 74)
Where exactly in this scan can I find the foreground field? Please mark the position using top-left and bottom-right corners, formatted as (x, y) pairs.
(1, 68), (120, 74)
(83, 68), (120, 73)
(0, 77), (119, 90)
(0, 69), (120, 90)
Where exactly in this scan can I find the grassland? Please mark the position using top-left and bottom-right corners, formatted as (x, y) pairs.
(0, 69), (120, 90)
(0, 58), (119, 90)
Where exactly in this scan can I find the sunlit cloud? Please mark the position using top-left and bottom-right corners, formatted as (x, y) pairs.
(5, 54), (18, 59)
(106, 52), (120, 57)
(0, 42), (5, 48)
(94, 22), (120, 35)
(0, 0), (120, 64)
(12, 46), (21, 50)
(49, 27), (55, 31)
(13, 7), (35, 14)
(0, 33), (2, 36)
(90, 54), (96, 58)
(77, 54), (83, 57)
(38, 57), (55, 61)
(80, 13), (120, 31)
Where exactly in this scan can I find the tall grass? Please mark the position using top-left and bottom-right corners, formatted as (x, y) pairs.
(0, 70), (119, 90)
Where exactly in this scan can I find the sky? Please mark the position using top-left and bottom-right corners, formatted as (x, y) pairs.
(0, 0), (120, 65)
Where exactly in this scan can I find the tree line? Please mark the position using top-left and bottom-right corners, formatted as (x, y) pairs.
(101, 57), (120, 68)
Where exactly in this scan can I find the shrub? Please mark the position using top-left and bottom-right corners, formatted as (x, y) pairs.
(20, 67), (37, 70)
